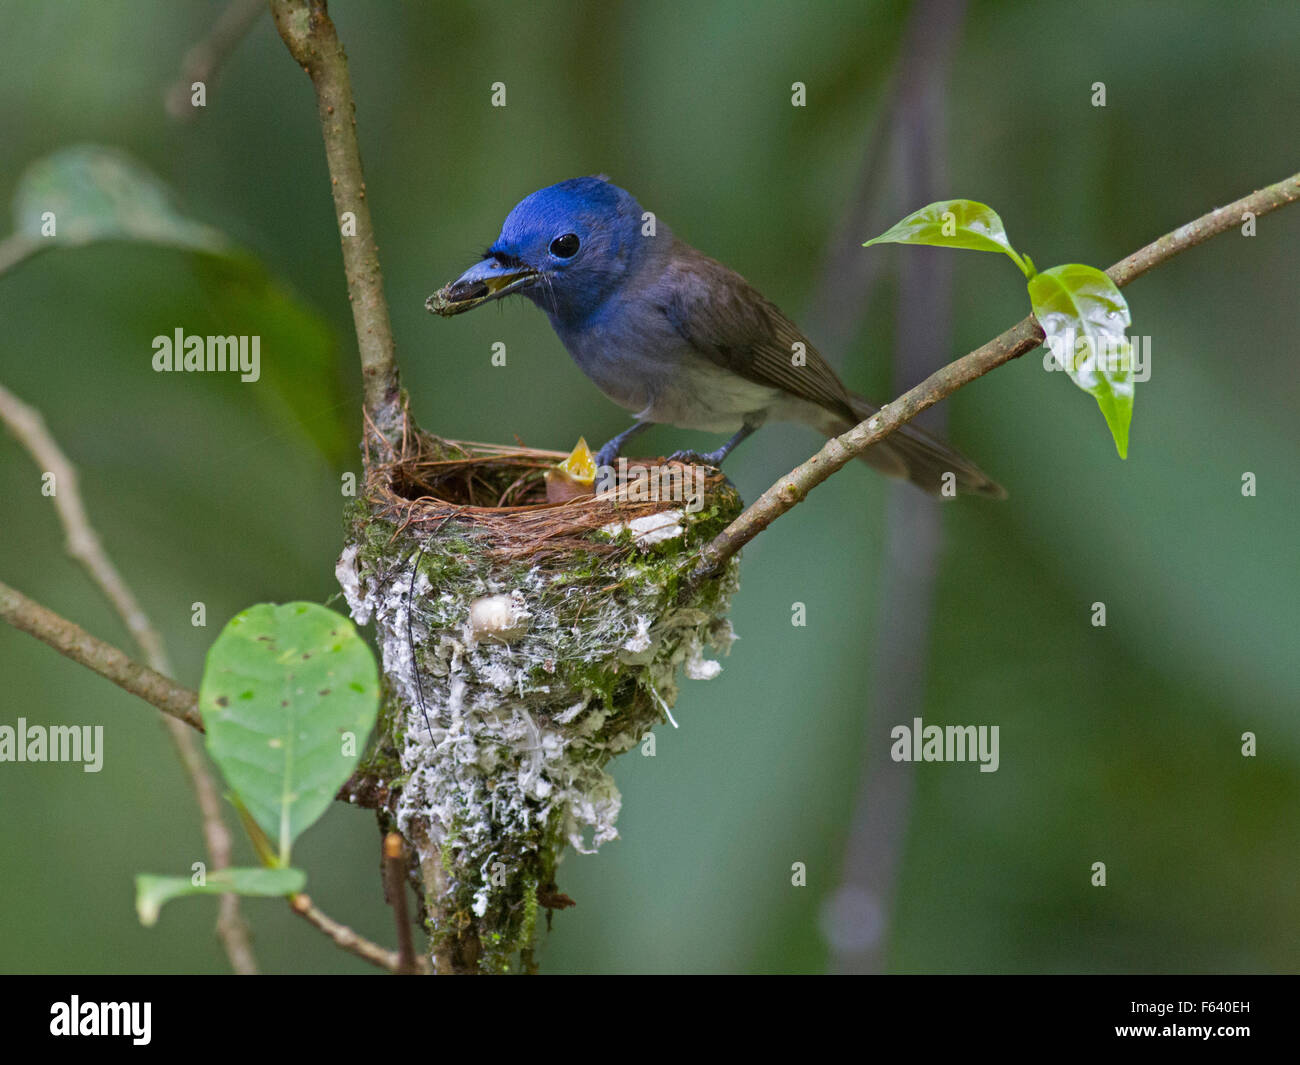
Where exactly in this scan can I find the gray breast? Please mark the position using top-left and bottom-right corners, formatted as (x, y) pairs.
(556, 307), (779, 432)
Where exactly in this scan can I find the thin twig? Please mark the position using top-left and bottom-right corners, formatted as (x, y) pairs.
(269, 0), (402, 435)
(163, 720), (258, 973)
(0, 580), (435, 971)
(166, 0), (266, 119)
(383, 832), (421, 974)
(0, 382), (258, 973)
(290, 892), (431, 974)
(691, 169), (1300, 583)
(0, 578), (201, 729)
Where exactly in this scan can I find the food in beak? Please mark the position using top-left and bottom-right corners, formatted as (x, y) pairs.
(426, 265), (536, 316)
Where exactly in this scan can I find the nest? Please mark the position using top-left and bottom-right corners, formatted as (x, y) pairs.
(363, 417), (734, 564)
(340, 411), (746, 971)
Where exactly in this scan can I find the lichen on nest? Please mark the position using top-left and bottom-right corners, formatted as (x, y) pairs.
(337, 422), (743, 971)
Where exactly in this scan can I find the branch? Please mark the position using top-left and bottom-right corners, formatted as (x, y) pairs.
(382, 832), (421, 974)
(0, 578), (202, 729)
(0, 382), (256, 973)
(0, 581), (432, 970)
(165, 716), (258, 973)
(290, 892), (431, 974)
(165, 0), (266, 120)
(0, 574), (400, 818)
(269, 0), (402, 437)
(692, 169), (1300, 581)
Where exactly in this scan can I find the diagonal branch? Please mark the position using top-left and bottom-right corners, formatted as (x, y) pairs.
(0, 578), (202, 729)
(0, 382), (258, 973)
(691, 169), (1300, 582)
(290, 891), (431, 973)
(0, 578), (423, 972)
(0, 383), (175, 671)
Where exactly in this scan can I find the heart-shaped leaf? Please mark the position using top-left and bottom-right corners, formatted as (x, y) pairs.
(1027, 263), (1135, 458)
(865, 199), (1031, 277)
(200, 602), (380, 861)
(135, 867), (306, 927)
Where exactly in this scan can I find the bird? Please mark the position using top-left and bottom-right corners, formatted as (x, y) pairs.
(427, 176), (1004, 498)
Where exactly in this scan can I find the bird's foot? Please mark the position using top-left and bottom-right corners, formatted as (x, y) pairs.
(594, 443), (622, 470)
(667, 447), (727, 468)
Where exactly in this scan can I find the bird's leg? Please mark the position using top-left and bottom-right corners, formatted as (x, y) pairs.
(594, 420), (654, 470)
(668, 414), (763, 468)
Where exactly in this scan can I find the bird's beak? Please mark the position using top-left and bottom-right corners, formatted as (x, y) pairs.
(426, 257), (539, 316)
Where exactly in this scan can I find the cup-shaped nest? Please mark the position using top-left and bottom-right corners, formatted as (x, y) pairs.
(337, 426), (743, 970)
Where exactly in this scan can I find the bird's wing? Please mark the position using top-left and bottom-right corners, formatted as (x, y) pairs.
(660, 244), (857, 422)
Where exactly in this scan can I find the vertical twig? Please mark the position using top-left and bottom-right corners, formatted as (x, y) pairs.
(818, 0), (967, 974)
(383, 832), (421, 974)
(0, 382), (258, 974)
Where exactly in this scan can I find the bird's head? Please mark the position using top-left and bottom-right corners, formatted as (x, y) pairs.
(427, 176), (654, 325)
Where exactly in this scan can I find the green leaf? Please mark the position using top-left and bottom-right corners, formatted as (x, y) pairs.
(11, 144), (228, 253)
(864, 199), (1031, 276)
(6, 146), (352, 463)
(1027, 263), (1135, 458)
(200, 603), (380, 862)
(135, 867), (306, 927)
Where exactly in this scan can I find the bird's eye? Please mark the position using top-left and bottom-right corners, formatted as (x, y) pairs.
(549, 233), (581, 258)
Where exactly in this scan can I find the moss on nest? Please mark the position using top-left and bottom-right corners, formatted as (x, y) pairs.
(337, 425), (743, 972)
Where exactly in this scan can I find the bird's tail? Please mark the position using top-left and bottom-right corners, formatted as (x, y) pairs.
(821, 394), (1006, 499)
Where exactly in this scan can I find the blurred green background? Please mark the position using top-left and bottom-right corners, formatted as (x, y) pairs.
(1, 0), (1296, 974)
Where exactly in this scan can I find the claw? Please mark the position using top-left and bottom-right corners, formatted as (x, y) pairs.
(667, 448), (725, 468)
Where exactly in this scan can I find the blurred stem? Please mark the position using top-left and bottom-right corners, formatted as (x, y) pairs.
(269, 0), (403, 441)
(0, 380), (257, 972)
(691, 168), (1300, 580)
(827, 0), (965, 974)
(0, 577), (428, 970)
(803, 81), (897, 363)
(165, 0), (265, 119)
